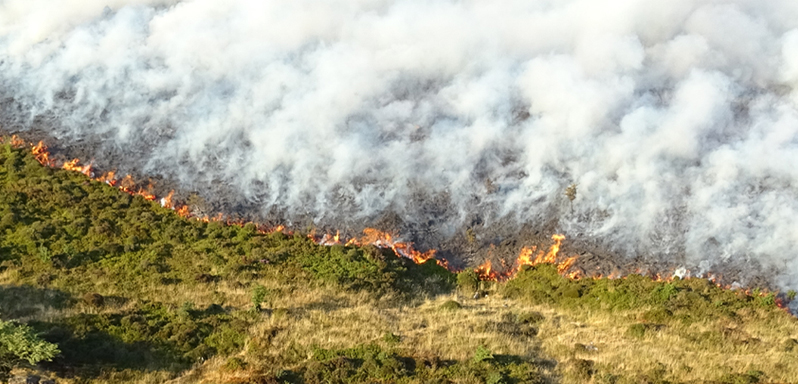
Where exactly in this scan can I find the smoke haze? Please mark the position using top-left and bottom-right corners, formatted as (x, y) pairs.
(2, 0), (798, 288)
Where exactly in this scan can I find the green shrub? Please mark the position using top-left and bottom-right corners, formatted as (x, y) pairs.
(756, 293), (775, 307)
(0, 319), (60, 365)
(251, 285), (270, 311)
(440, 300), (462, 311)
(204, 325), (247, 355)
(457, 270), (480, 294)
(486, 371), (506, 384)
(516, 311), (545, 325)
(627, 323), (648, 338)
(223, 356), (247, 371)
(641, 307), (672, 323)
(473, 345), (494, 363)
(382, 332), (401, 344)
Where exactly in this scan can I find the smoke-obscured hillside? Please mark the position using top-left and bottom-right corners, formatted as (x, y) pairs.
(2, 1), (798, 289)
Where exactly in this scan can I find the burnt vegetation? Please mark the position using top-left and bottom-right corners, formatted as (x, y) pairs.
(1, 141), (797, 383)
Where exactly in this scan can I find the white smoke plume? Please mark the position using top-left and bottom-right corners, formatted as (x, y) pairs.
(2, 0), (798, 288)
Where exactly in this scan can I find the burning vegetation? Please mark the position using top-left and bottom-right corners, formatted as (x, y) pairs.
(7, 135), (796, 307)
(1, 136), (798, 384)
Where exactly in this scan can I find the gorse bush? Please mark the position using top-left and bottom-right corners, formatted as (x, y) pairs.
(0, 319), (60, 365)
(289, 344), (543, 384)
(457, 269), (480, 294)
(31, 302), (247, 369)
(0, 143), (428, 299)
(503, 264), (787, 324)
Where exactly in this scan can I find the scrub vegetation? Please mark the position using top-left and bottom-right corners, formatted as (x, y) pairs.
(1, 141), (797, 383)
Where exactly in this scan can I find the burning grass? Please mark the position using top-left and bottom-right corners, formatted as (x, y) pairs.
(1, 138), (798, 384)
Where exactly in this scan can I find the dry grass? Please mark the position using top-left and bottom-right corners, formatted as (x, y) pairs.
(171, 285), (798, 383)
(4, 265), (798, 384)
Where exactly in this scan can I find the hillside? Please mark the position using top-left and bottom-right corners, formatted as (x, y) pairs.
(1, 139), (798, 384)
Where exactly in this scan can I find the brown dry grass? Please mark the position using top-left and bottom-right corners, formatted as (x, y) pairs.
(4, 267), (798, 384)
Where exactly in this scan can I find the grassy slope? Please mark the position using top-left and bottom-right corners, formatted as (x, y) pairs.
(1, 141), (797, 384)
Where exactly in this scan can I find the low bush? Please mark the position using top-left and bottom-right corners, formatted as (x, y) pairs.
(502, 263), (787, 325)
(0, 319), (60, 365)
(516, 311), (545, 325)
(457, 269), (480, 294)
(440, 300), (462, 310)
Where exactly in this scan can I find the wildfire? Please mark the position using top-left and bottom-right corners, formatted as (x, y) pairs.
(7, 135), (793, 314)
(475, 234), (577, 281)
(475, 259), (494, 280)
(315, 231), (342, 246)
(355, 228), (445, 267)
(11, 135), (188, 214)
(61, 158), (93, 176)
(31, 141), (54, 166)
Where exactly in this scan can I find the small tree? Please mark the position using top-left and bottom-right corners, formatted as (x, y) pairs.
(0, 320), (59, 379)
(564, 184), (577, 212)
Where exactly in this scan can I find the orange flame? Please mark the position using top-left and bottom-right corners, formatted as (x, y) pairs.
(10, 135), (25, 148)
(17, 136), (792, 312)
(512, 234), (571, 278)
(161, 190), (175, 209)
(475, 259), (492, 280)
(357, 228), (445, 267)
(31, 141), (55, 166)
(97, 171), (117, 186)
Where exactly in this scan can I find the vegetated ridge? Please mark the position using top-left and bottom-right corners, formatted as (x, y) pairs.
(1, 138), (797, 384)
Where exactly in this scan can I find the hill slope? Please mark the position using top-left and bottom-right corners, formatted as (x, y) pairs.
(1, 140), (797, 384)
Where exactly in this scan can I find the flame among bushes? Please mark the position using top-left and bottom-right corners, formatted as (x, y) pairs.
(5, 135), (792, 311)
(474, 234), (578, 282)
(9, 136), (582, 282)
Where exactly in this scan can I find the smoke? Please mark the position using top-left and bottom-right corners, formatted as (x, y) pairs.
(2, 0), (798, 288)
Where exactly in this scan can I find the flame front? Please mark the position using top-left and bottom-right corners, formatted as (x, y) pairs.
(475, 259), (492, 280)
(13, 136), (587, 285)
(18, 135), (783, 304)
(356, 228), (442, 266)
(507, 234), (575, 280)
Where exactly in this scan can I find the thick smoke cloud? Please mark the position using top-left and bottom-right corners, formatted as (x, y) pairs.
(2, 0), (798, 288)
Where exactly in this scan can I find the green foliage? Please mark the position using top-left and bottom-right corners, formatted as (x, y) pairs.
(503, 264), (786, 324)
(298, 343), (541, 384)
(440, 300), (462, 310)
(382, 332), (400, 345)
(223, 356), (246, 372)
(0, 319), (60, 365)
(251, 285), (271, 310)
(33, 302), (246, 369)
(457, 269), (480, 294)
(473, 345), (494, 363)
(641, 307), (672, 323)
(0, 143), (451, 304)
